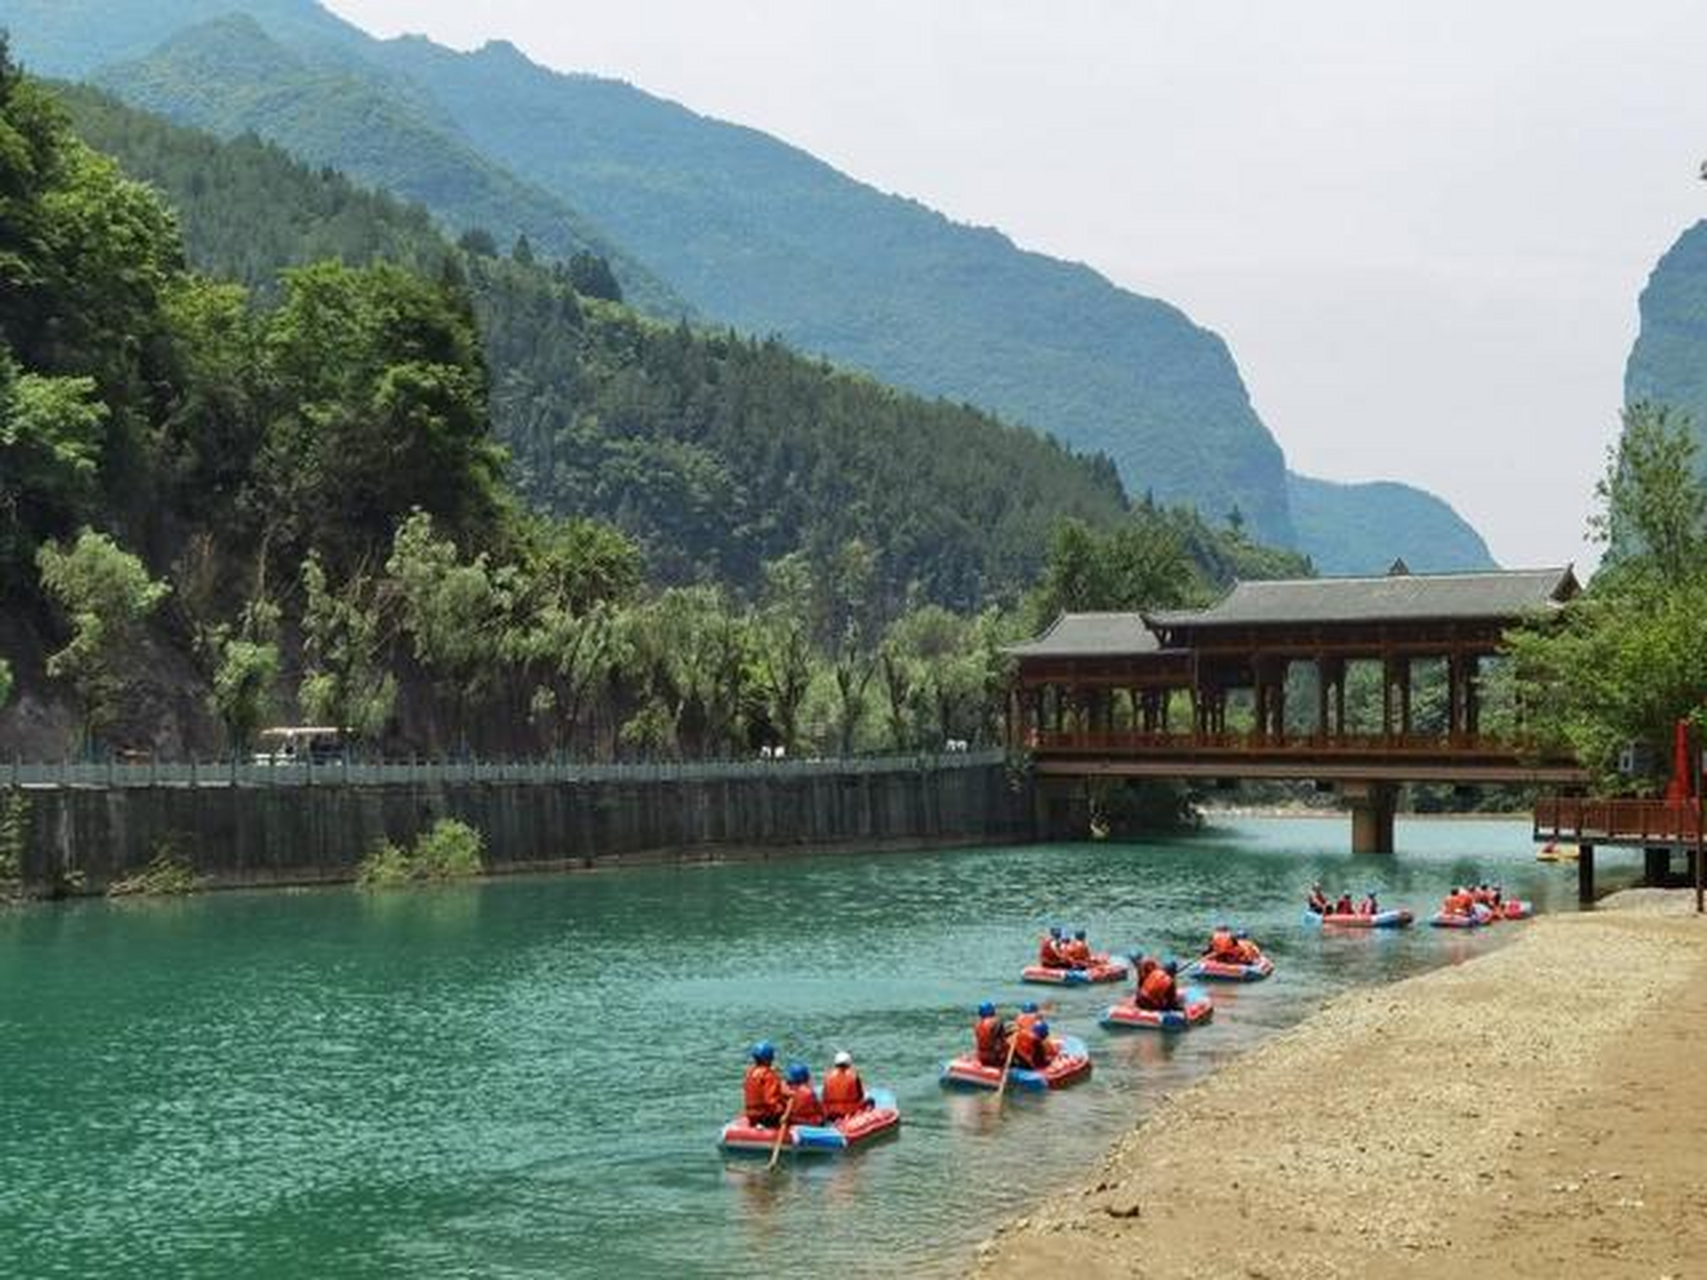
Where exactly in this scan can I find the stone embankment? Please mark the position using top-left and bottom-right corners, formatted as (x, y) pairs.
(6, 754), (1030, 896)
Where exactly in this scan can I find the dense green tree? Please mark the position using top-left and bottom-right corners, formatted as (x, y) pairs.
(259, 261), (504, 567)
(752, 554), (815, 753)
(36, 528), (170, 749)
(0, 657), (12, 709)
(386, 511), (518, 748)
(567, 250), (622, 303)
(1507, 408), (1707, 788)
(298, 554), (396, 744)
(210, 633), (281, 755)
(0, 352), (108, 576)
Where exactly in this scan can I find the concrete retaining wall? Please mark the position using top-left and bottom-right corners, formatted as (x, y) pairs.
(11, 759), (1032, 895)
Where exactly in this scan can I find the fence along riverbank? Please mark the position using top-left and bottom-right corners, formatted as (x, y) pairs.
(3, 750), (1031, 896)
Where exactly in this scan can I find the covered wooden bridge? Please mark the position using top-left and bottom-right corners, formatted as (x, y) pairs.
(1006, 565), (1588, 852)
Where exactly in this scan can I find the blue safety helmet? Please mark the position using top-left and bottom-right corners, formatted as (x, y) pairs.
(1163, 958), (1179, 975)
(1216, 921), (1230, 931)
(785, 1061), (810, 1085)
(751, 1041), (775, 1063)
(1073, 929), (1087, 940)
(1032, 1020), (1050, 1038)
(977, 1000), (996, 1018)
(1235, 929), (1249, 940)
(1020, 1000), (1039, 1013)
(1048, 925), (1062, 938)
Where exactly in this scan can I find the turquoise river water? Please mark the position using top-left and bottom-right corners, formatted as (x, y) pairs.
(0, 817), (1622, 1278)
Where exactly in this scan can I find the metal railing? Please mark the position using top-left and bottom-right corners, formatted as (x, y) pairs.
(2, 748), (1006, 791)
(1534, 795), (1705, 844)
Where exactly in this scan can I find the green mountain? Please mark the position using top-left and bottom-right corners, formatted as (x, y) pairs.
(0, 0), (1499, 570)
(1626, 220), (1707, 453)
(63, 14), (680, 313)
(1285, 473), (1495, 575)
(57, 82), (1129, 605)
(0, 0), (1295, 543)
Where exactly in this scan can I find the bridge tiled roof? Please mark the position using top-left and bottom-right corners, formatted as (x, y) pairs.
(1005, 612), (1163, 658)
(1147, 566), (1578, 631)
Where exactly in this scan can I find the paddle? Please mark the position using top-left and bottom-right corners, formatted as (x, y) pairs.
(993, 1027), (1022, 1104)
(767, 1094), (798, 1170)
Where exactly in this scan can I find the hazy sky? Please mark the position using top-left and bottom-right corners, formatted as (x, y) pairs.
(326, 0), (1707, 569)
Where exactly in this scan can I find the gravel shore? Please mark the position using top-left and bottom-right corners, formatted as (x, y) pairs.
(974, 890), (1707, 1278)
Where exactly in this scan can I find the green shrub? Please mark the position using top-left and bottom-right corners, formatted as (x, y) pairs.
(108, 845), (204, 896)
(356, 819), (485, 888)
(355, 839), (413, 888)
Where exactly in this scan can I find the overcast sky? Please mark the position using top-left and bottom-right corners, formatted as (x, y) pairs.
(326, 0), (1707, 569)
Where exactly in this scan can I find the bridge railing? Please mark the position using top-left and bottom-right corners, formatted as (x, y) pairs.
(1534, 795), (1704, 844)
(1029, 729), (1535, 759)
(1, 748), (1006, 791)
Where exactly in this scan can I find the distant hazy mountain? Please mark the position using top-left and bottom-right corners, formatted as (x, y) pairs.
(1286, 474), (1495, 575)
(1, 0), (1499, 567)
(1627, 220), (1707, 455)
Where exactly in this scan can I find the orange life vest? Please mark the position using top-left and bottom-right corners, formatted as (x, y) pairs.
(1208, 930), (1238, 960)
(974, 1015), (1009, 1066)
(1138, 969), (1177, 1011)
(1235, 939), (1261, 963)
(1038, 937), (1066, 968)
(1063, 939), (1092, 966)
(788, 1082), (826, 1126)
(821, 1066), (865, 1120)
(1013, 1027), (1055, 1070)
(744, 1065), (784, 1122)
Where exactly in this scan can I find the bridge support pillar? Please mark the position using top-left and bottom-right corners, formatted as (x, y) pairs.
(1644, 845), (1672, 886)
(1345, 781), (1397, 854)
(1578, 843), (1596, 906)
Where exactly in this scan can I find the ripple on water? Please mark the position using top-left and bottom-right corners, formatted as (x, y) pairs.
(0, 818), (1609, 1277)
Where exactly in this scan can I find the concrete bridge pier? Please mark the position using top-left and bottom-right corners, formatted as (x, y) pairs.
(1344, 781), (1397, 854)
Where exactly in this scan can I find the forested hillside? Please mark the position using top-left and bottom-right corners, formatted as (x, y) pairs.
(2, 0), (1507, 572)
(90, 14), (681, 313)
(1625, 219), (1707, 466)
(58, 83), (1131, 607)
(9, 57), (1303, 766)
(0, 0), (1298, 544)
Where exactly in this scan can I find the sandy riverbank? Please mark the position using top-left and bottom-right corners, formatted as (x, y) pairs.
(974, 891), (1707, 1278)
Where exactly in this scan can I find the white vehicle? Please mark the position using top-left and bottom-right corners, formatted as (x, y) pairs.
(252, 727), (345, 766)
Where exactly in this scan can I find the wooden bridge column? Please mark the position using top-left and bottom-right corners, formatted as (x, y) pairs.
(1345, 780), (1397, 854)
(1578, 843), (1596, 905)
(1464, 656), (1481, 736)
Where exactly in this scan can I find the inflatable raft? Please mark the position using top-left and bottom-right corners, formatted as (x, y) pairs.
(718, 1087), (901, 1156)
(1100, 992), (1214, 1031)
(1021, 958), (1128, 986)
(1428, 909), (1487, 928)
(1304, 908), (1413, 929)
(940, 1035), (1092, 1092)
(1188, 954), (1274, 982)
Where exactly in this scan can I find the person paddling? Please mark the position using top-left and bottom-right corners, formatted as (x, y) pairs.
(783, 1062), (826, 1125)
(1233, 929), (1262, 963)
(974, 1000), (1010, 1067)
(1063, 929), (1094, 967)
(743, 1042), (787, 1128)
(822, 1050), (867, 1120)
(1136, 958), (1182, 1011)
(1307, 884), (1329, 915)
(1334, 891), (1355, 916)
(1358, 890), (1379, 917)
(1014, 1000), (1043, 1035)
(1011, 1018), (1057, 1070)
(1204, 922), (1239, 962)
(1038, 926), (1069, 970)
